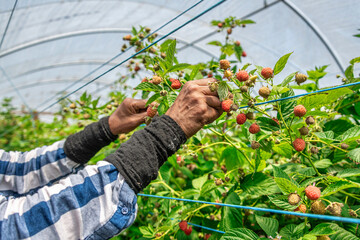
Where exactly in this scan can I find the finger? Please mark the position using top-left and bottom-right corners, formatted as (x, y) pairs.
(205, 95), (222, 109)
(132, 99), (148, 111)
(198, 86), (219, 96)
(192, 78), (217, 86)
(203, 106), (222, 124)
(133, 111), (148, 125)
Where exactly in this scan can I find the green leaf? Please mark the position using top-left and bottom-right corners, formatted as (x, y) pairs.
(135, 82), (162, 92)
(200, 180), (218, 196)
(300, 176), (326, 187)
(268, 195), (298, 210)
(309, 223), (338, 236)
(208, 40), (222, 46)
(345, 65), (354, 79)
(302, 234), (317, 240)
(220, 228), (259, 240)
(271, 85), (290, 95)
(255, 215), (279, 238)
(280, 223), (305, 240)
(166, 63), (191, 74)
(273, 52), (293, 75)
(272, 143), (293, 159)
(218, 81), (229, 101)
(190, 64), (201, 80)
(336, 125), (360, 141)
(325, 119), (355, 137)
(167, 93), (177, 107)
(234, 44), (243, 62)
(350, 56), (360, 65)
(322, 180), (358, 197)
(314, 159), (333, 169)
(165, 39), (176, 68)
(220, 192), (243, 231)
(281, 72), (296, 87)
(272, 165), (300, 187)
(337, 168), (360, 178)
(347, 148), (360, 163)
(277, 89), (296, 120)
(222, 147), (243, 170)
(159, 163), (171, 183)
(146, 93), (160, 107)
(240, 173), (280, 198)
(326, 223), (360, 240)
(238, 19), (256, 24)
(256, 117), (280, 132)
(274, 178), (300, 195)
(157, 102), (167, 116)
(192, 175), (208, 190)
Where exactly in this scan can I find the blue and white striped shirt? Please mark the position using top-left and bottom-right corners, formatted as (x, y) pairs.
(0, 140), (137, 239)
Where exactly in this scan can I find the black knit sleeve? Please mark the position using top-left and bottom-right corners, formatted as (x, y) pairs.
(64, 116), (118, 164)
(104, 115), (187, 193)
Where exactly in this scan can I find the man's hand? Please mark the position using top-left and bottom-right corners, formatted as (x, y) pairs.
(166, 78), (223, 138)
(108, 98), (147, 135)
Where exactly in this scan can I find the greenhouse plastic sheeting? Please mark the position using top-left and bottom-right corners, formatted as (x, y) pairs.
(0, 0), (359, 113)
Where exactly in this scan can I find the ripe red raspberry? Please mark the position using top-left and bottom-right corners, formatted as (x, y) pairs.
(141, 77), (148, 83)
(219, 59), (230, 70)
(204, 233), (211, 240)
(184, 226), (192, 236)
(222, 99), (233, 112)
(294, 105), (307, 117)
(293, 138), (306, 152)
(170, 79), (181, 89)
(134, 65), (140, 72)
(179, 221), (188, 231)
(242, 51), (247, 57)
(236, 113), (247, 125)
(272, 118), (279, 125)
(236, 70), (249, 82)
(295, 204), (307, 213)
(261, 67), (274, 79)
(147, 103), (158, 118)
(305, 185), (321, 200)
(235, 40), (241, 46)
(249, 123), (260, 134)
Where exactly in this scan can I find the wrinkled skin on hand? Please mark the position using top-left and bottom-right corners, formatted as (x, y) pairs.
(166, 78), (223, 138)
(108, 98), (147, 135)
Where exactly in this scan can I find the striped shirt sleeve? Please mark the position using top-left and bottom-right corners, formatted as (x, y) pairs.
(0, 161), (137, 240)
(0, 140), (81, 197)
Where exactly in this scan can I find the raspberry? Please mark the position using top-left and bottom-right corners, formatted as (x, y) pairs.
(151, 75), (162, 85)
(311, 200), (325, 214)
(160, 90), (167, 96)
(223, 69), (233, 79)
(306, 116), (315, 125)
(299, 126), (309, 135)
(147, 103), (158, 118)
(305, 185), (321, 200)
(227, 28), (232, 35)
(222, 99), (233, 112)
(123, 34), (132, 41)
(207, 71), (213, 78)
(217, 22), (223, 28)
(219, 59), (230, 70)
(184, 226), (192, 236)
(246, 112), (255, 120)
(310, 147), (319, 154)
(293, 138), (306, 152)
(249, 123), (260, 134)
(134, 65), (140, 72)
(215, 178), (223, 186)
(317, 236), (330, 240)
(204, 233), (211, 240)
(240, 85), (248, 92)
(326, 202), (344, 216)
(295, 204), (307, 213)
(236, 70), (249, 82)
(236, 113), (247, 125)
(294, 105), (307, 117)
(208, 81), (219, 92)
(251, 141), (260, 149)
(141, 77), (148, 83)
(261, 67), (274, 79)
(69, 103), (76, 109)
(235, 40), (240, 46)
(259, 86), (271, 99)
(341, 143), (349, 149)
(242, 51), (247, 57)
(170, 79), (182, 89)
(288, 193), (301, 205)
(295, 73), (307, 85)
(179, 221), (188, 231)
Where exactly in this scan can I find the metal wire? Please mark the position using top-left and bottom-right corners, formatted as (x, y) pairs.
(0, 0), (18, 52)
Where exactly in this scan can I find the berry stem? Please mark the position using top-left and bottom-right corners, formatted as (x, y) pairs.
(298, 151), (321, 176)
(276, 102), (294, 144)
(308, 135), (348, 153)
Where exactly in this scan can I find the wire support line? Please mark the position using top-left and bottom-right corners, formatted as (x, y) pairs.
(0, 0), (18, 52)
(35, 0), (205, 110)
(138, 193), (360, 224)
(0, 66), (32, 113)
(239, 81), (360, 109)
(39, 0), (227, 113)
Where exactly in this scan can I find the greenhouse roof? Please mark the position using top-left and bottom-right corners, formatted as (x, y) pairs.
(0, 0), (359, 113)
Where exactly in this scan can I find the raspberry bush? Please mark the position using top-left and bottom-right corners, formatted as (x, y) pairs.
(1, 17), (360, 240)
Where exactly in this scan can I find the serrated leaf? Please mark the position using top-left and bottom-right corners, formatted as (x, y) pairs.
(240, 173), (280, 198)
(256, 117), (280, 132)
(337, 168), (360, 178)
(347, 148), (360, 163)
(272, 142), (293, 159)
(322, 181), (358, 197)
(325, 119), (355, 137)
(280, 223), (305, 240)
(167, 93), (177, 107)
(165, 63), (191, 74)
(277, 89), (296, 120)
(336, 125), (360, 141)
(200, 180), (217, 196)
(220, 192), (243, 231)
(192, 175), (208, 190)
(272, 165), (300, 187)
(146, 93), (160, 106)
(135, 82), (162, 91)
(190, 64), (201, 80)
(218, 81), (229, 101)
(309, 223), (337, 236)
(281, 72), (296, 87)
(326, 223), (360, 240)
(274, 52), (293, 75)
(255, 215), (279, 238)
(345, 65), (354, 79)
(220, 228), (259, 240)
(350, 56), (360, 65)
(165, 39), (176, 68)
(268, 195), (298, 210)
(222, 146), (243, 170)
(314, 159), (333, 169)
(274, 178), (300, 195)
(234, 44), (243, 62)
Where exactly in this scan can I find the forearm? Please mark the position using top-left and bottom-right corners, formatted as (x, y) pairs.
(105, 115), (187, 193)
(64, 116), (118, 164)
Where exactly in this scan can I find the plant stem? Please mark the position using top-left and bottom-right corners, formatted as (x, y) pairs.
(298, 151), (321, 176)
